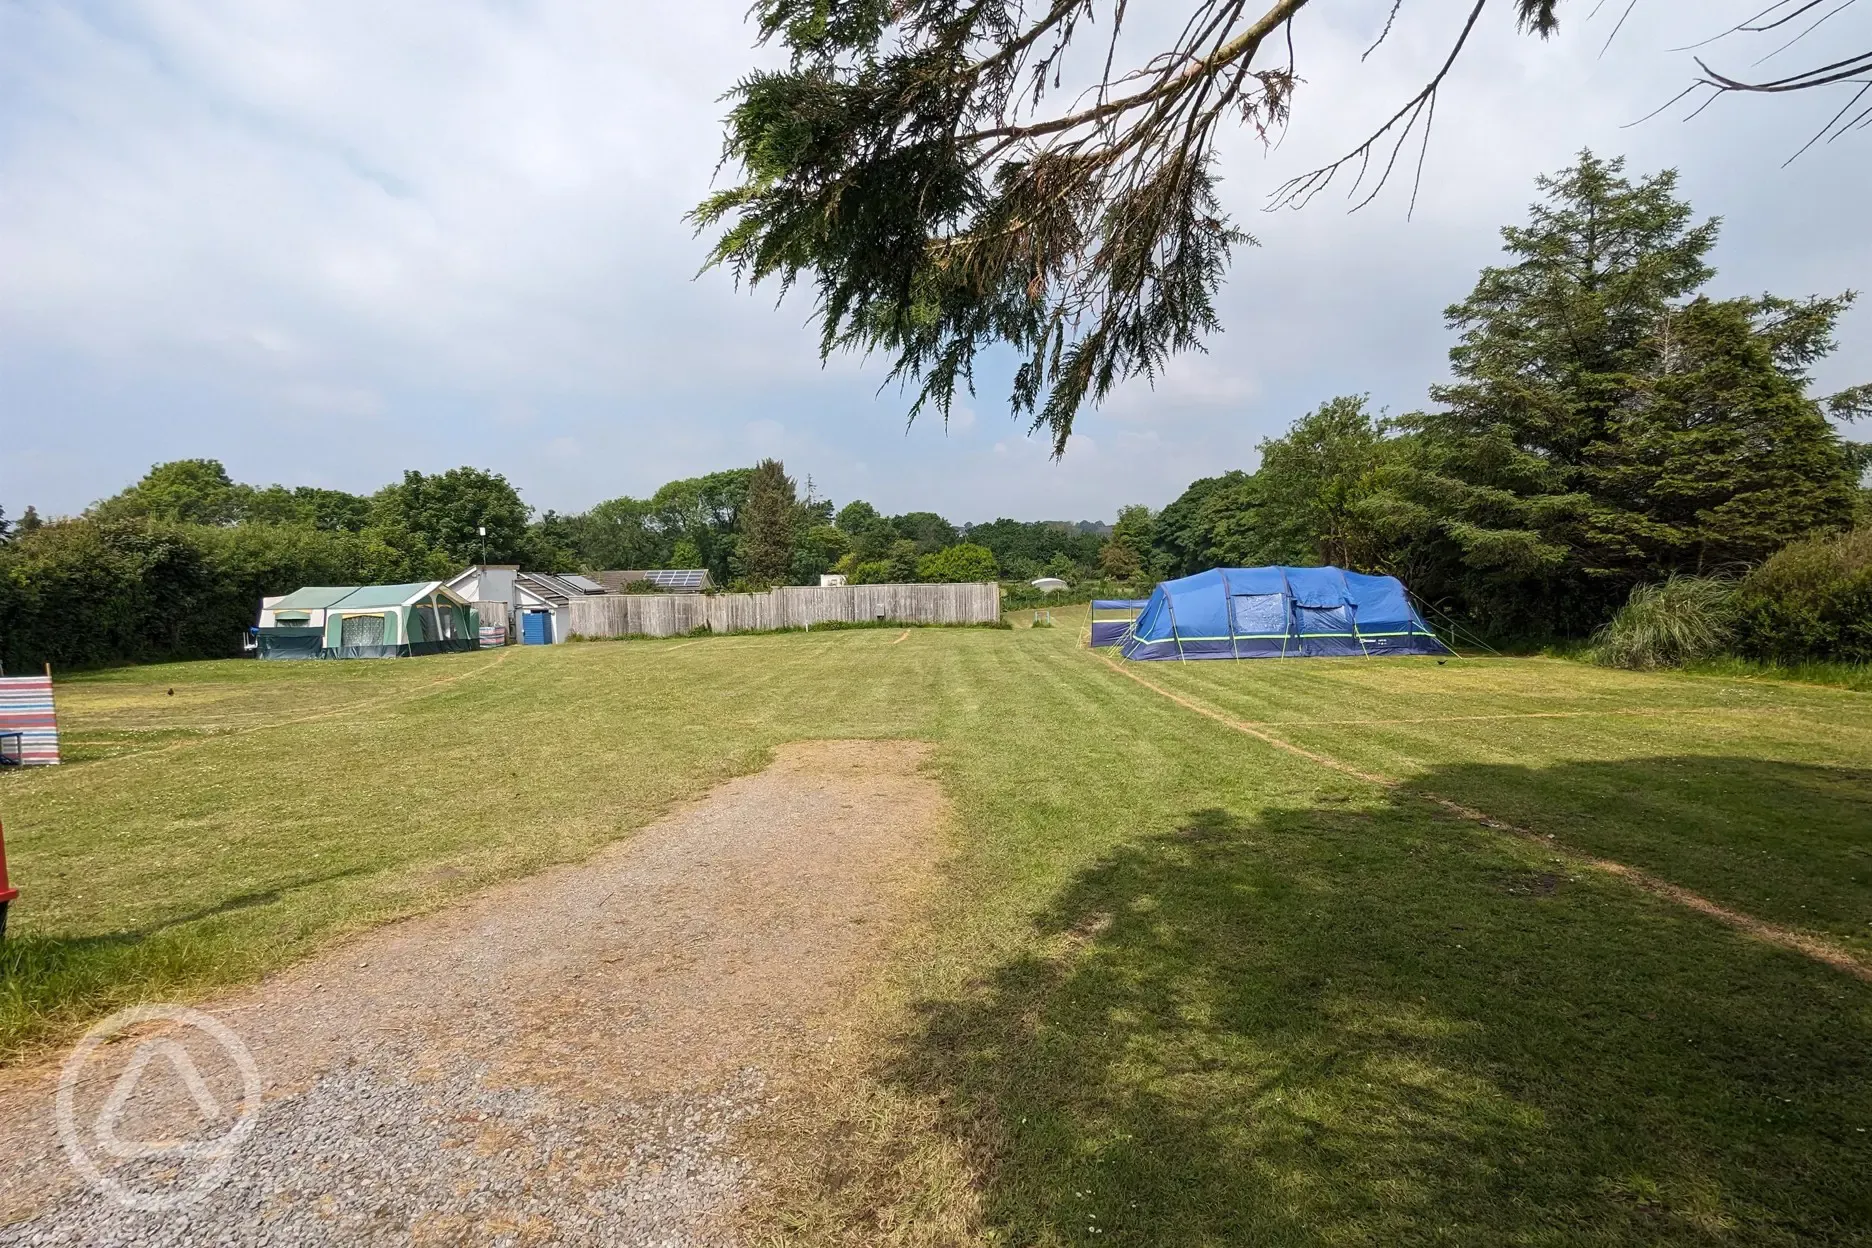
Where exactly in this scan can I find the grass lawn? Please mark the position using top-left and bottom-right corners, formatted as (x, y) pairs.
(3, 612), (1869, 1244)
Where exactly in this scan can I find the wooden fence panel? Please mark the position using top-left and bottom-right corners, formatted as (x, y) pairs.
(566, 582), (1001, 639)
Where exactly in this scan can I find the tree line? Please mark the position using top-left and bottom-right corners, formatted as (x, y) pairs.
(0, 457), (1112, 670)
(528, 464), (1109, 589)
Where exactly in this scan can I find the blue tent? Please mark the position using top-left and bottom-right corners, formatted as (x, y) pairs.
(1117, 566), (1450, 660)
(1090, 599), (1149, 646)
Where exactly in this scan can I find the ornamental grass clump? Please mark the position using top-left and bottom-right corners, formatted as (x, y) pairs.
(1592, 575), (1739, 670)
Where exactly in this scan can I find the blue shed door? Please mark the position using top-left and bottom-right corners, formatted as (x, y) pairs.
(521, 611), (552, 645)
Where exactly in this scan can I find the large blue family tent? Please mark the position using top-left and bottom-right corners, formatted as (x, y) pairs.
(1116, 566), (1451, 660)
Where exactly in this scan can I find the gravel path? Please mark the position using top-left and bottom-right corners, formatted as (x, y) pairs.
(0, 739), (944, 1246)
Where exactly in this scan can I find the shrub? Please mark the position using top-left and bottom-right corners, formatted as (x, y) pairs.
(1733, 527), (1872, 664)
(915, 543), (997, 583)
(0, 517), (452, 670)
(1591, 575), (1739, 670)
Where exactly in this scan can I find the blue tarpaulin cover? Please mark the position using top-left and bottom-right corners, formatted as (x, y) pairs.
(1117, 566), (1450, 660)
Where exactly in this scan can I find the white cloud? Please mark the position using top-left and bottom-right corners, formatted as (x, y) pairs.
(282, 383), (386, 418)
(743, 419), (787, 456)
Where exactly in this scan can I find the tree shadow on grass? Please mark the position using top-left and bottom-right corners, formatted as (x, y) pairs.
(1403, 754), (1872, 948)
(891, 757), (1872, 1246)
(0, 866), (373, 1053)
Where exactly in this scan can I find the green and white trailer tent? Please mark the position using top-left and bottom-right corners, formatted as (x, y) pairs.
(256, 582), (480, 660)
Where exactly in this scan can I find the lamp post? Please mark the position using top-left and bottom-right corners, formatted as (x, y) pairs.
(478, 525), (487, 565)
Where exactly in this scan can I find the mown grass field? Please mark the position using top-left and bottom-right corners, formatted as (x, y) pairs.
(3, 612), (1869, 1244)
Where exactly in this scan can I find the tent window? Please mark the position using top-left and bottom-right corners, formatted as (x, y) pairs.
(1230, 594), (1288, 636)
(340, 613), (386, 647)
(1295, 605), (1355, 635)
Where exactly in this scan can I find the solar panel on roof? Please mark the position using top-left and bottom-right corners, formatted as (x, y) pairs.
(645, 569), (705, 590)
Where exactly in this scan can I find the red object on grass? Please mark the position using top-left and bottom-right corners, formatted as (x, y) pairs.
(0, 816), (18, 909)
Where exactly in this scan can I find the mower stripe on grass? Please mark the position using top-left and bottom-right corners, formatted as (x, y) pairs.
(1092, 649), (1872, 984)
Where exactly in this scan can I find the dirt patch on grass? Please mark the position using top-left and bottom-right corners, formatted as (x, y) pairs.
(0, 739), (948, 1245)
(1499, 870), (1564, 898)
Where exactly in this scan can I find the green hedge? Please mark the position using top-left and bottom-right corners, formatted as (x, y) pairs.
(1734, 527), (1872, 665)
(0, 519), (453, 671)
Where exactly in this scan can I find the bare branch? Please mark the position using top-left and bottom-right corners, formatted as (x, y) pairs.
(1628, 0), (1869, 163)
(1268, 0), (1488, 213)
(1364, 0), (1406, 60)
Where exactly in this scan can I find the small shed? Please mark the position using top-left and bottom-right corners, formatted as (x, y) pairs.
(257, 582), (479, 659)
(446, 566), (606, 646)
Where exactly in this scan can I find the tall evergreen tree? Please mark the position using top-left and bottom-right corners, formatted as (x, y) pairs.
(1587, 297), (1862, 573)
(736, 459), (799, 587)
(1382, 152), (1863, 632)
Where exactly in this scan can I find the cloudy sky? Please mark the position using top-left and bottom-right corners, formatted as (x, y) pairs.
(2, 0), (1867, 525)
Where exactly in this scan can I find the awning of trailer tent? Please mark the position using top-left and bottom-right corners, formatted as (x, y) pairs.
(257, 627), (324, 660)
(1119, 566), (1449, 660)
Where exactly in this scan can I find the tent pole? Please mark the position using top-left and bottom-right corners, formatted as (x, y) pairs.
(1164, 591), (1188, 663)
(1278, 567), (1293, 660)
(1343, 568), (1371, 659)
(1220, 570), (1240, 660)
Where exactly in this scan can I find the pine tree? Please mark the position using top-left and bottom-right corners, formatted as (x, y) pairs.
(736, 459), (799, 588)
(1383, 152), (1863, 633)
(1588, 297), (1861, 573)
